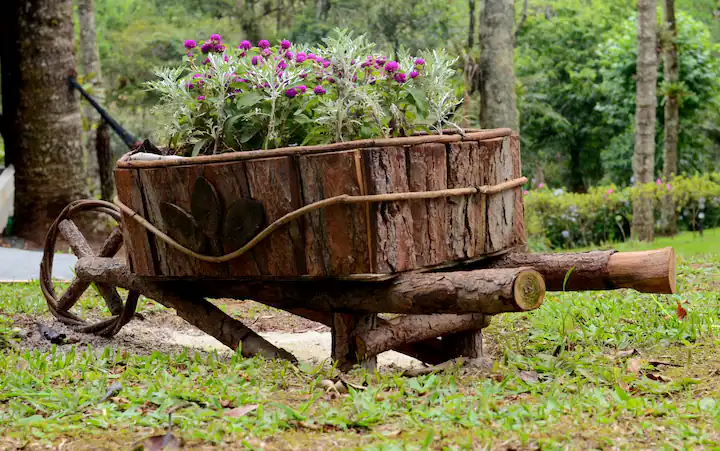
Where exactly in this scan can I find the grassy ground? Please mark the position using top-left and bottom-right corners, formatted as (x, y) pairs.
(1, 229), (719, 450)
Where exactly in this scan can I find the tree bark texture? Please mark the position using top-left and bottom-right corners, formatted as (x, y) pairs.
(632, 0), (659, 241)
(479, 0), (519, 130)
(96, 121), (115, 201)
(117, 135), (526, 278)
(661, 0), (679, 235)
(77, 0), (105, 194)
(7, 0), (90, 242)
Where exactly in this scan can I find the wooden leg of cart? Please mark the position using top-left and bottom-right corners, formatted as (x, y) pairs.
(331, 313), (378, 372)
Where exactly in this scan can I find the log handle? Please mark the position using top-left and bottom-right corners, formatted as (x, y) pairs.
(113, 177), (527, 264)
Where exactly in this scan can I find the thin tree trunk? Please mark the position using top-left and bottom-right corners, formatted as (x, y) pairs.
(479, 0), (519, 130)
(632, 0), (658, 242)
(316, 0), (330, 20)
(77, 0), (105, 196)
(468, 0), (476, 49)
(6, 0), (91, 243)
(661, 0), (679, 235)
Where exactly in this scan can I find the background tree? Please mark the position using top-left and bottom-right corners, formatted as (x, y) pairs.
(77, 0), (105, 195)
(479, 0), (518, 130)
(661, 0), (679, 234)
(632, 0), (659, 241)
(2, 0), (90, 242)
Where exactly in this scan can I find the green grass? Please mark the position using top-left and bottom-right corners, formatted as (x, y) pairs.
(570, 227), (720, 257)
(1, 231), (719, 449)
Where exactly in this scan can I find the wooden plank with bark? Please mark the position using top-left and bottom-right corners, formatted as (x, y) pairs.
(482, 137), (516, 253)
(332, 313), (378, 371)
(114, 168), (155, 276)
(509, 134), (527, 249)
(245, 157), (305, 276)
(298, 150), (371, 276)
(447, 141), (485, 260)
(364, 146), (416, 273)
(407, 143), (449, 267)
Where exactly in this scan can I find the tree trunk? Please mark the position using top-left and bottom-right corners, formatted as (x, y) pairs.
(77, 0), (105, 196)
(661, 0), (679, 235)
(479, 0), (519, 130)
(316, 0), (330, 20)
(632, 0), (658, 242)
(5, 0), (90, 242)
(238, 0), (261, 42)
(468, 0), (476, 49)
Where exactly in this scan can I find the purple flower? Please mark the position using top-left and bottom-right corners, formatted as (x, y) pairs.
(210, 34), (222, 41)
(393, 72), (407, 83)
(184, 39), (197, 50)
(251, 55), (261, 65)
(307, 53), (317, 60)
(414, 58), (425, 66)
(201, 42), (214, 53)
(186, 83), (195, 89)
(258, 39), (270, 49)
(409, 70), (419, 79)
(238, 40), (252, 50)
(224, 55), (229, 62)
(328, 77), (336, 84)
(197, 95), (206, 101)
(299, 73), (308, 79)
(214, 44), (226, 53)
(323, 60), (331, 68)
(202, 58), (210, 65)
(314, 85), (326, 95)
(285, 51), (294, 60)
(285, 88), (298, 98)
(278, 60), (287, 70)
(280, 39), (291, 49)
(193, 73), (203, 79)
(297, 85), (307, 94)
(385, 61), (399, 73)
(296, 52), (307, 63)
(262, 48), (272, 57)
(187, 52), (194, 58)
(239, 51), (247, 57)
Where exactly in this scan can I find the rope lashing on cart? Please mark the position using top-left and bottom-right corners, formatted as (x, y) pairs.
(67, 75), (141, 149)
(40, 199), (141, 336)
(113, 176), (528, 263)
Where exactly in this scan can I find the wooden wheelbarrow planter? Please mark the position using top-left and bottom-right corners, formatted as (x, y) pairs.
(40, 129), (677, 371)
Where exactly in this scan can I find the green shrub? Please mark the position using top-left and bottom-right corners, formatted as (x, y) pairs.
(524, 173), (720, 248)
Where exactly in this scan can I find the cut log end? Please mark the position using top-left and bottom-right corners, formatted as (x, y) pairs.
(608, 247), (676, 294)
(513, 269), (545, 311)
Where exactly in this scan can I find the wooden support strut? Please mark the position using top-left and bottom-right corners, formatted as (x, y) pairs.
(477, 248), (676, 294)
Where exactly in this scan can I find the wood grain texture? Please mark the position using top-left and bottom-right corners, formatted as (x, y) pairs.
(245, 157), (305, 276)
(509, 134), (527, 249)
(482, 137), (515, 253)
(447, 141), (485, 260)
(114, 168), (155, 276)
(407, 143), (449, 267)
(364, 146), (416, 273)
(298, 150), (371, 276)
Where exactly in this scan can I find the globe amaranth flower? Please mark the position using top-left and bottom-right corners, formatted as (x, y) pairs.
(197, 95), (206, 101)
(280, 39), (291, 49)
(322, 60), (331, 68)
(607, 188), (613, 195)
(409, 70), (419, 79)
(414, 58), (425, 66)
(200, 42), (214, 53)
(385, 61), (399, 73)
(285, 88), (297, 98)
(214, 44), (226, 53)
(278, 60), (288, 70)
(258, 39), (270, 49)
(210, 34), (222, 42)
(238, 40), (252, 50)
(328, 77), (336, 84)
(296, 52), (307, 63)
(193, 73), (203, 79)
(307, 53), (317, 61)
(285, 51), (294, 60)
(184, 39), (197, 50)
(251, 55), (262, 66)
(186, 83), (195, 89)
(393, 72), (407, 83)
(297, 85), (307, 94)
(224, 55), (229, 62)
(239, 51), (247, 57)
(313, 85), (326, 95)
(261, 48), (272, 57)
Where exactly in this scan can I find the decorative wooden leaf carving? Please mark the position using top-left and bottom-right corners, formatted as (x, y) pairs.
(160, 202), (208, 253)
(191, 176), (223, 238)
(223, 198), (266, 251)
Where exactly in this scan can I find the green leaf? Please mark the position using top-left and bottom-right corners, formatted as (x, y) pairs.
(191, 139), (208, 157)
(234, 91), (264, 110)
(562, 267), (575, 291)
(405, 87), (429, 117)
(240, 128), (260, 144)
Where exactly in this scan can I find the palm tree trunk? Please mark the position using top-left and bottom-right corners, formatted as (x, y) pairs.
(4, 0), (90, 242)
(479, 0), (519, 130)
(661, 0), (679, 235)
(632, 0), (658, 241)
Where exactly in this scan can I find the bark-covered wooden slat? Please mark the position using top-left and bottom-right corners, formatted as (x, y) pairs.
(298, 150), (371, 276)
(199, 162), (262, 277)
(509, 134), (527, 249)
(114, 168), (155, 276)
(138, 166), (229, 277)
(446, 141), (485, 260)
(364, 146), (416, 273)
(407, 143), (449, 267)
(245, 156), (305, 276)
(483, 137), (516, 253)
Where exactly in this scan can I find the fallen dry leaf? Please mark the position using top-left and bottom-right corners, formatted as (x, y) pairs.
(676, 302), (687, 320)
(219, 399), (233, 408)
(646, 373), (672, 383)
(627, 358), (643, 374)
(519, 370), (539, 383)
(15, 359), (28, 372)
(131, 433), (181, 451)
(614, 349), (637, 359)
(334, 380), (348, 394)
(224, 404), (258, 418)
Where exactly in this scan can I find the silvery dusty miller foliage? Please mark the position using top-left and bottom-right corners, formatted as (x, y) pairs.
(146, 29), (460, 156)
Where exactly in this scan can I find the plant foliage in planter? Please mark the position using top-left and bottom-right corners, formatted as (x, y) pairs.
(147, 29), (460, 156)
